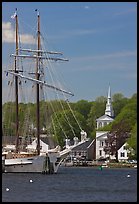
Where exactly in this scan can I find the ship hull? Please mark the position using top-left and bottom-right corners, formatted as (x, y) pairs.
(3, 153), (61, 174)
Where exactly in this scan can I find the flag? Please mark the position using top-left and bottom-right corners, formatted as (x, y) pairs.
(11, 12), (16, 19)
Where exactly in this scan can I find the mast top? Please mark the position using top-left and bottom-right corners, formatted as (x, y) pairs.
(35, 9), (39, 16)
(15, 8), (17, 16)
(11, 8), (17, 19)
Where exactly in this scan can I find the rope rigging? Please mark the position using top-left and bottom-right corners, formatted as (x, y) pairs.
(3, 15), (85, 148)
(40, 35), (82, 137)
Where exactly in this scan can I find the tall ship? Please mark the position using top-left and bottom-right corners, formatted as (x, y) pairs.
(2, 9), (88, 174)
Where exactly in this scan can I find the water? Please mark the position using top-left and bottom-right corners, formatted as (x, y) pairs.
(2, 166), (137, 202)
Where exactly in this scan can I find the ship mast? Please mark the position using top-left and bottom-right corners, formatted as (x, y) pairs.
(15, 9), (19, 153)
(36, 10), (40, 155)
(7, 10), (73, 155)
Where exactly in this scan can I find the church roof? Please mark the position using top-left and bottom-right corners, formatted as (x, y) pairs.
(96, 114), (114, 121)
(96, 131), (108, 139)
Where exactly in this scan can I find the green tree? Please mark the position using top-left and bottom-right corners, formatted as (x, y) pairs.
(74, 100), (92, 120)
(113, 99), (137, 130)
(126, 122), (137, 159)
(112, 93), (128, 117)
(87, 96), (107, 138)
(51, 110), (86, 148)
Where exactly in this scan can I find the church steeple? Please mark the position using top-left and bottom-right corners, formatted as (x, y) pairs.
(105, 84), (114, 117)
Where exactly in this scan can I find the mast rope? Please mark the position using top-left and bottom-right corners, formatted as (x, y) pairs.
(41, 38), (77, 138)
(40, 34), (83, 137)
(43, 90), (68, 139)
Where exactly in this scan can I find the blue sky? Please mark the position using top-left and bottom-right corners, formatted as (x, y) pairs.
(2, 2), (137, 103)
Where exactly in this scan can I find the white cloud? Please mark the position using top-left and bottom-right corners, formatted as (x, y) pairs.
(72, 50), (136, 62)
(2, 21), (36, 44)
(2, 22), (14, 43)
(48, 29), (97, 41)
(84, 6), (90, 9)
(67, 29), (96, 36)
(121, 73), (137, 79)
(114, 8), (137, 16)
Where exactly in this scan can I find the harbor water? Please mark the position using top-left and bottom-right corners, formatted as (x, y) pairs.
(2, 166), (137, 202)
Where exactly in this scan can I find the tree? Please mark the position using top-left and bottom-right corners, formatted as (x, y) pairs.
(114, 98), (137, 129)
(87, 96), (107, 138)
(112, 93), (128, 117)
(50, 109), (86, 148)
(126, 122), (137, 159)
(104, 119), (131, 162)
(87, 104), (97, 138)
(73, 100), (92, 119)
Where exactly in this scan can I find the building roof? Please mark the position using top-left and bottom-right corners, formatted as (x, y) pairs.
(96, 114), (114, 121)
(71, 139), (93, 151)
(96, 131), (108, 139)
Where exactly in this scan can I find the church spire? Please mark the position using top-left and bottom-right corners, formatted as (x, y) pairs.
(105, 84), (114, 117)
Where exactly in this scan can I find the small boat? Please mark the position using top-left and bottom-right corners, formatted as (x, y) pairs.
(2, 9), (88, 174)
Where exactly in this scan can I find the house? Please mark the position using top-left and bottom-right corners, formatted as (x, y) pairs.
(118, 142), (129, 162)
(64, 133), (96, 161)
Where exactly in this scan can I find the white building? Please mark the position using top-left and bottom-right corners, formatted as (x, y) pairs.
(95, 85), (129, 161)
(118, 143), (129, 162)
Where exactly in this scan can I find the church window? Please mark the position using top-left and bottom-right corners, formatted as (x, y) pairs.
(100, 141), (104, 147)
(104, 122), (107, 126)
(98, 122), (102, 128)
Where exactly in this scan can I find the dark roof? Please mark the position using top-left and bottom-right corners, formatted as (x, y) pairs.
(40, 136), (57, 149)
(72, 139), (93, 151)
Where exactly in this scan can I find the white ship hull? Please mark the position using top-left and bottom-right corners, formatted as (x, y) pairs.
(3, 152), (61, 174)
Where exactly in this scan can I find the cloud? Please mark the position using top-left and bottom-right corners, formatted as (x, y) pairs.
(2, 20), (97, 43)
(121, 72), (137, 79)
(67, 29), (96, 36)
(114, 8), (136, 16)
(49, 29), (97, 41)
(2, 21), (36, 44)
(72, 50), (136, 62)
(67, 50), (137, 76)
(84, 6), (90, 9)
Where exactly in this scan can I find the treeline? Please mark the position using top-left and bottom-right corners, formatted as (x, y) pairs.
(2, 93), (137, 158)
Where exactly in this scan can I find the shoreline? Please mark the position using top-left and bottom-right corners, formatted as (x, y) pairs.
(63, 161), (137, 168)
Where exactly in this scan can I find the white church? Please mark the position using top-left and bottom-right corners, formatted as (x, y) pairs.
(95, 85), (129, 162)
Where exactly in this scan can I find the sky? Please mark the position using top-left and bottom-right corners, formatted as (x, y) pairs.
(2, 2), (137, 103)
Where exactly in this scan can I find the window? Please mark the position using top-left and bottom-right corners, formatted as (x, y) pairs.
(121, 152), (125, 157)
(98, 122), (102, 128)
(123, 146), (126, 150)
(99, 150), (102, 156)
(104, 122), (107, 126)
(100, 141), (104, 147)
